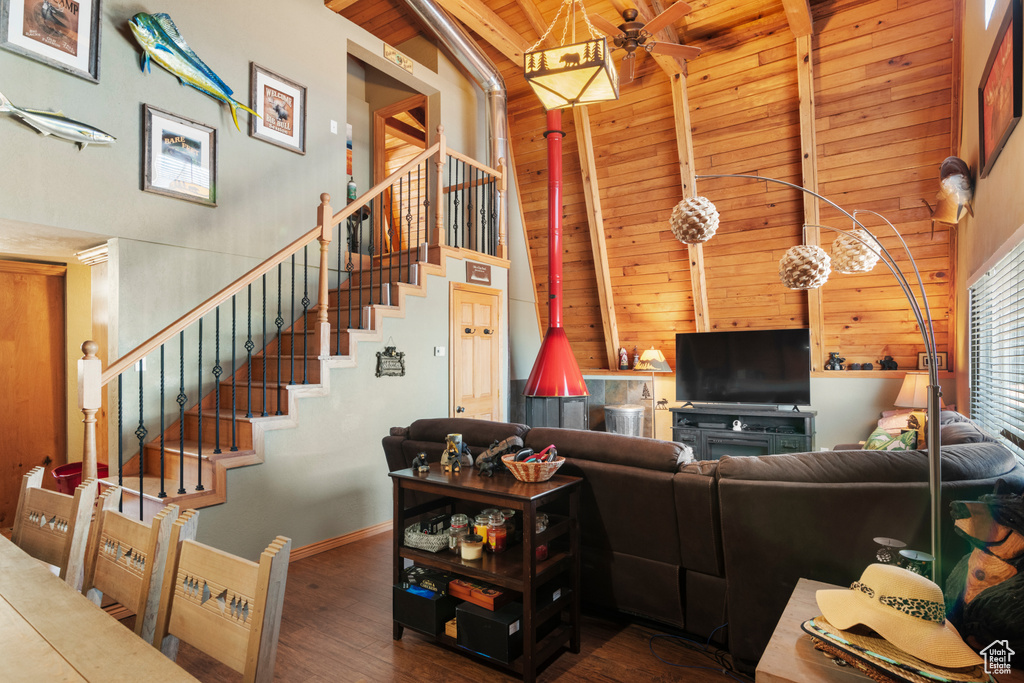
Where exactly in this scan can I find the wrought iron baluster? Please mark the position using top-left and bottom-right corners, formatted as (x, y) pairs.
(480, 171), (487, 254)
(405, 171), (414, 283)
(213, 308), (222, 452)
(336, 220), (342, 354)
(159, 345), (166, 498)
(468, 165), (475, 251)
(302, 246), (309, 384)
(117, 375), (123, 512)
(455, 159), (462, 248)
(369, 194), (375, 327)
(385, 180), (393, 300)
(347, 219), (355, 332)
(177, 330), (187, 495)
(196, 319), (204, 492)
(490, 177), (497, 256)
(448, 156), (454, 247)
(231, 296), (238, 451)
(246, 284), (254, 416)
(262, 274), (267, 416)
(421, 160), (430, 268)
(275, 266), (283, 415)
(392, 178), (399, 288)
(290, 255), (296, 385)
(136, 360), (147, 519)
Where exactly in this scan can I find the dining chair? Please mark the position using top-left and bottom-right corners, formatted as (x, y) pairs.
(81, 486), (181, 643)
(153, 518), (291, 683)
(12, 465), (98, 591)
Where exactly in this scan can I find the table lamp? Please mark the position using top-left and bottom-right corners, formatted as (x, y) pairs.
(895, 371), (929, 447)
(633, 347), (672, 438)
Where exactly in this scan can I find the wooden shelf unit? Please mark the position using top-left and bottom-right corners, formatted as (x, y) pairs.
(390, 464), (582, 683)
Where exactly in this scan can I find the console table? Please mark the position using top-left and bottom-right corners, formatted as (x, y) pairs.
(390, 463), (581, 683)
(671, 406), (816, 460)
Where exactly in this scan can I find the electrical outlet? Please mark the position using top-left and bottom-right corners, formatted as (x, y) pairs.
(330, 120), (338, 134)
(434, 346), (445, 357)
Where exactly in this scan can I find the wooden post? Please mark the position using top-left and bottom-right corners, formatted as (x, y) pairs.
(316, 193), (333, 356)
(78, 340), (101, 481)
(434, 125), (447, 248)
(497, 157), (508, 260)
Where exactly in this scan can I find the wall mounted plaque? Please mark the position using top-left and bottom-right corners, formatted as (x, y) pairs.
(376, 345), (406, 377)
(467, 261), (491, 286)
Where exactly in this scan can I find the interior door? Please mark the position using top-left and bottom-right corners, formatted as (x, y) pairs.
(451, 283), (501, 420)
(0, 260), (67, 526)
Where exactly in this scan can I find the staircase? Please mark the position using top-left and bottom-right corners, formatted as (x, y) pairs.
(76, 129), (510, 521)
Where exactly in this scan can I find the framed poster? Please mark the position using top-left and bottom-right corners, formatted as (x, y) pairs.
(142, 105), (217, 207)
(917, 352), (948, 371)
(979, 0), (1022, 179)
(249, 62), (306, 154)
(0, 0), (100, 81)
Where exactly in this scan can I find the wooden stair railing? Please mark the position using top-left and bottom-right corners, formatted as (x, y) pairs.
(74, 126), (506, 516)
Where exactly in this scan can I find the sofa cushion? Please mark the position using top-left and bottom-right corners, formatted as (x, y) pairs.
(406, 418), (529, 447)
(525, 427), (690, 472)
(715, 442), (1019, 484)
(941, 422), (997, 445)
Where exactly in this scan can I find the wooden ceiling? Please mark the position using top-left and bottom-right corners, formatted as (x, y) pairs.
(333, 0), (959, 375)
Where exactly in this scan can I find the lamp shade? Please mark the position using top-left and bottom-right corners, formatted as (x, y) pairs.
(894, 371), (929, 409)
(524, 38), (619, 110)
(779, 244), (831, 290)
(634, 347), (672, 373)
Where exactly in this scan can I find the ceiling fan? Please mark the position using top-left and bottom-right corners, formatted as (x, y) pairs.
(588, 1), (701, 81)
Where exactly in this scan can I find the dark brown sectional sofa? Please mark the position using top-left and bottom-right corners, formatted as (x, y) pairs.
(382, 413), (1024, 670)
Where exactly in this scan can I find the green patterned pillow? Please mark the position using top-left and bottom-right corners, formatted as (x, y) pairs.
(863, 427), (918, 451)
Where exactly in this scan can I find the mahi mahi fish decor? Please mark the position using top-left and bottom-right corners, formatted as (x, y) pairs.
(129, 13), (258, 131)
(0, 89), (115, 148)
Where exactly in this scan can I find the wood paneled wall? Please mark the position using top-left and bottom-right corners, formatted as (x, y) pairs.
(341, 0), (956, 374)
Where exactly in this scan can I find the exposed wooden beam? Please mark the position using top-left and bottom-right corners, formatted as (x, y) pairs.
(636, 0), (685, 77)
(513, 0), (548, 43)
(324, 0), (360, 12)
(386, 118), (427, 147)
(781, 0), (813, 38)
(573, 106), (621, 369)
(670, 73), (709, 333)
(434, 0), (529, 64)
(796, 33), (824, 371)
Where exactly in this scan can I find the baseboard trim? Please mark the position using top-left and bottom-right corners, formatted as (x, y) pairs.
(290, 520), (392, 562)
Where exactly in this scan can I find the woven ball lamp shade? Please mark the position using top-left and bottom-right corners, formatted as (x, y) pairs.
(779, 244), (831, 289)
(669, 196), (720, 244)
(831, 229), (880, 274)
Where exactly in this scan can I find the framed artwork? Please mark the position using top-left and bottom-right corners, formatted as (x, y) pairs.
(142, 105), (217, 207)
(917, 352), (948, 371)
(0, 0), (101, 81)
(979, 0), (1022, 179)
(249, 63), (306, 154)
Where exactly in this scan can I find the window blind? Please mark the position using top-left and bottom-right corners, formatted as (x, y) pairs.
(969, 238), (1024, 461)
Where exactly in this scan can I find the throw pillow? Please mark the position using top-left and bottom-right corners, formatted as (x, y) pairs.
(863, 427), (918, 451)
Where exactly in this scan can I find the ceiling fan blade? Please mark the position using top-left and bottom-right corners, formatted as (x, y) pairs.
(610, 0), (635, 16)
(648, 41), (701, 60)
(644, 1), (693, 35)
(588, 13), (622, 38)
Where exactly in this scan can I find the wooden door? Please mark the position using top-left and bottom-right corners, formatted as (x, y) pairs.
(0, 261), (66, 527)
(451, 283), (501, 420)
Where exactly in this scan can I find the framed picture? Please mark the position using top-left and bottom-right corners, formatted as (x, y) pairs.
(979, 0), (1022, 179)
(917, 352), (947, 371)
(249, 63), (306, 154)
(0, 0), (101, 81)
(142, 105), (217, 207)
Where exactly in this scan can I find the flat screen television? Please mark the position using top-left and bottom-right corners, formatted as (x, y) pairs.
(675, 328), (811, 406)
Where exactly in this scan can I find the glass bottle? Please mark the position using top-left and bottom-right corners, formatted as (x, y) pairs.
(501, 508), (518, 544)
(474, 514), (491, 548)
(449, 513), (469, 552)
(487, 511), (507, 553)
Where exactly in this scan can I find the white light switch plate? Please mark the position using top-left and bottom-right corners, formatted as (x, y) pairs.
(434, 346), (445, 357)
(330, 120), (338, 134)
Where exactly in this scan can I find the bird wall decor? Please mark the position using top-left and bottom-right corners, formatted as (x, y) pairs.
(929, 156), (974, 229)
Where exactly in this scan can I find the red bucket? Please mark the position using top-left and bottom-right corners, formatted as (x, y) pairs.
(52, 462), (109, 495)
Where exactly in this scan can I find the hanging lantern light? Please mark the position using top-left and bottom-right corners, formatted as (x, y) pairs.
(669, 196), (719, 244)
(831, 228), (880, 274)
(524, 0), (619, 110)
(779, 244), (831, 289)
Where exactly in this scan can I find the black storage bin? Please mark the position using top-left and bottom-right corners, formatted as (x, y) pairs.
(456, 601), (524, 664)
(393, 584), (460, 636)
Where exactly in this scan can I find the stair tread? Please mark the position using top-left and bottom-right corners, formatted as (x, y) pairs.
(101, 473), (218, 503)
(145, 438), (253, 457)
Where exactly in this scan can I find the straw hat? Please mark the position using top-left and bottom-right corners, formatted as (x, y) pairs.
(816, 564), (982, 668)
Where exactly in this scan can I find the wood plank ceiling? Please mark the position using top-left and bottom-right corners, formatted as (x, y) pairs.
(336, 0), (958, 375)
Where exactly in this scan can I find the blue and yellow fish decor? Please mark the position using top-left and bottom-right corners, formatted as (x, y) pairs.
(129, 12), (257, 131)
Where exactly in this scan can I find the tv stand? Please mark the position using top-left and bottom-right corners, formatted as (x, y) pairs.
(671, 406), (816, 461)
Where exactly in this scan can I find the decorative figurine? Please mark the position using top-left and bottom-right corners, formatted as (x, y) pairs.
(475, 436), (521, 477)
(618, 346), (628, 370)
(411, 452), (430, 474)
(441, 433), (462, 471)
(848, 363), (862, 370)
(642, 383), (651, 400)
(862, 362), (874, 370)
(448, 457), (462, 474)
(632, 346), (640, 369)
(877, 355), (898, 370)
(656, 398), (669, 410)
(825, 352), (845, 371)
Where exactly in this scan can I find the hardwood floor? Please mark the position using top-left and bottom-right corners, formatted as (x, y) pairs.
(172, 530), (751, 682)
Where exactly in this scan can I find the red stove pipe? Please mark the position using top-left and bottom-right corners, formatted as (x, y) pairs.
(523, 109), (589, 397)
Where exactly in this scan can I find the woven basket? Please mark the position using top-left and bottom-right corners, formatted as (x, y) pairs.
(404, 523), (449, 553)
(501, 454), (565, 483)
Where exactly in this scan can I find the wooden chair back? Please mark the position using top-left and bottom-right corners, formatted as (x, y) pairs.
(11, 466), (97, 591)
(154, 520), (290, 683)
(81, 486), (180, 643)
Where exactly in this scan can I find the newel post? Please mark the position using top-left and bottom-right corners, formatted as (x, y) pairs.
(78, 340), (101, 481)
(317, 193), (333, 356)
(433, 125), (446, 248)
(497, 156), (508, 260)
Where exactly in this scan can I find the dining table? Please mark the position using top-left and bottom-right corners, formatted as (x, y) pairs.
(0, 533), (198, 682)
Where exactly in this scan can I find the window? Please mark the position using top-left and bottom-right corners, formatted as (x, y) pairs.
(969, 237), (1024, 461)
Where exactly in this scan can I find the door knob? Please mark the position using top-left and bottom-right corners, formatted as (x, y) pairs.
(456, 406), (465, 413)
(484, 328), (492, 335)
(465, 327), (474, 334)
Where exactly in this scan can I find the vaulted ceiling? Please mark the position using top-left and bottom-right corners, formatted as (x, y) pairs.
(333, 0), (959, 376)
